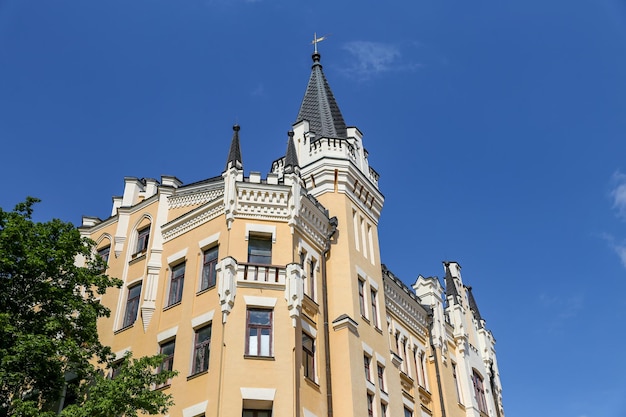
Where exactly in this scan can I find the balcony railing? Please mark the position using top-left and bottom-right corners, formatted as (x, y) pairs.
(239, 262), (285, 285)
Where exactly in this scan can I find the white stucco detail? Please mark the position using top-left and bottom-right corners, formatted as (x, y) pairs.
(191, 310), (215, 329)
(182, 401), (208, 417)
(157, 326), (178, 343)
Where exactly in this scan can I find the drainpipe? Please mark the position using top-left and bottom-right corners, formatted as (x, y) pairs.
(427, 309), (447, 417)
(321, 216), (338, 417)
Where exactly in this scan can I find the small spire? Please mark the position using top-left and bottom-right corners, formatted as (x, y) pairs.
(284, 130), (299, 174)
(465, 286), (484, 326)
(444, 261), (460, 303)
(225, 124), (243, 171)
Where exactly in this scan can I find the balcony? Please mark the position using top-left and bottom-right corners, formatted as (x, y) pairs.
(237, 262), (286, 289)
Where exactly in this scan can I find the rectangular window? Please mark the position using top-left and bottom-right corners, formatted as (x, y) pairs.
(135, 226), (150, 255)
(367, 393), (374, 417)
(364, 355), (372, 381)
(302, 333), (315, 380)
(358, 279), (366, 317)
(168, 263), (185, 306)
(370, 289), (379, 328)
(192, 325), (212, 375)
(404, 407), (413, 417)
(97, 245), (110, 265)
(158, 339), (175, 386)
(246, 309), (272, 357)
(248, 235), (272, 264)
(381, 402), (388, 417)
(453, 362), (462, 403)
(307, 259), (316, 299)
(377, 364), (385, 392)
(473, 370), (488, 413)
(122, 283), (142, 328)
(201, 246), (219, 291)
(418, 351), (427, 388)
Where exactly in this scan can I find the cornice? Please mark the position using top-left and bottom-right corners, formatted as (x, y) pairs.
(384, 278), (429, 339)
(168, 184), (224, 209)
(162, 199), (225, 242)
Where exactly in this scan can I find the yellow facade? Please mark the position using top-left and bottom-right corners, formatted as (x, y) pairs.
(79, 50), (504, 417)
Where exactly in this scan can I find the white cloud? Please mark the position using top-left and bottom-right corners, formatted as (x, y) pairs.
(341, 41), (420, 80)
(600, 232), (626, 268)
(611, 170), (626, 220)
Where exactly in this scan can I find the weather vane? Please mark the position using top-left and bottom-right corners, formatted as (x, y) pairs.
(311, 32), (330, 53)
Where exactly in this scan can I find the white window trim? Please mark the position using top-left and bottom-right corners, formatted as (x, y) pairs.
(167, 248), (188, 265)
(157, 326), (178, 343)
(245, 224), (276, 243)
(244, 295), (277, 308)
(191, 310), (215, 329)
(302, 320), (317, 338)
(198, 232), (220, 249)
(362, 341), (374, 356)
(182, 401), (208, 417)
(240, 387), (276, 401)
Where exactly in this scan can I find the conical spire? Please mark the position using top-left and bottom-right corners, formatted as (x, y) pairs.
(295, 52), (347, 140)
(284, 130), (299, 174)
(225, 124), (243, 170)
(444, 262), (460, 303)
(465, 285), (484, 326)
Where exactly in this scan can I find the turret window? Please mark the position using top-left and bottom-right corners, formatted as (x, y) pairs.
(246, 308), (272, 357)
(135, 226), (150, 255)
(248, 235), (272, 265)
(473, 370), (488, 413)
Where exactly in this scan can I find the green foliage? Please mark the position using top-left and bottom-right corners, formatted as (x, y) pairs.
(0, 199), (176, 416)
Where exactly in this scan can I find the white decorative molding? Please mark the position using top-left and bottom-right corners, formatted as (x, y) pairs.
(166, 248), (188, 265)
(198, 232), (221, 249)
(191, 310), (215, 329)
(162, 201), (224, 242)
(169, 187), (223, 209)
(245, 223), (277, 242)
(157, 326), (178, 343)
(182, 401), (208, 417)
(284, 263), (304, 327)
(236, 185), (290, 221)
(240, 387), (276, 401)
(217, 257), (237, 323)
(244, 296), (278, 308)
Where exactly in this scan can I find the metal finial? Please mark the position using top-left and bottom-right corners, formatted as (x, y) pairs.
(311, 32), (330, 54)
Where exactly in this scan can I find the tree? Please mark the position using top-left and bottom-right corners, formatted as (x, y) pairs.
(0, 198), (176, 417)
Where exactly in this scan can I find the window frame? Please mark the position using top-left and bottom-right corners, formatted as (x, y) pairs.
(364, 354), (372, 382)
(192, 324), (212, 375)
(377, 363), (386, 392)
(158, 339), (175, 387)
(97, 245), (110, 265)
(247, 234), (272, 265)
(358, 278), (366, 318)
(122, 283), (142, 329)
(302, 332), (315, 380)
(473, 370), (488, 413)
(167, 262), (185, 307)
(367, 393), (374, 417)
(200, 246), (219, 291)
(245, 308), (273, 357)
(370, 288), (379, 328)
(135, 226), (150, 255)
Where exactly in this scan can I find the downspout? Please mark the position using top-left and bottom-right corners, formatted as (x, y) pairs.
(321, 216), (338, 417)
(427, 309), (447, 417)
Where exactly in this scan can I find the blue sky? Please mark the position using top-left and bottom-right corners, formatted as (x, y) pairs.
(1, 1), (626, 416)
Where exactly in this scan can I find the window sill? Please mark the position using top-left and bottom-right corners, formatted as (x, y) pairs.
(244, 355), (275, 361)
(114, 323), (134, 334)
(129, 252), (147, 264)
(196, 285), (216, 296)
(163, 302), (182, 311)
(304, 376), (320, 390)
(361, 316), (370, 325)
(154, 383), (171, 391)
(374, 326), (383, 334)
(187, 370), (208, 381)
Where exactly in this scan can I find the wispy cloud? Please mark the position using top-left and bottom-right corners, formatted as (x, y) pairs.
(611, 170), (626, 220)
(600, 232), (626, 268)
(340, 41), (420, 80)
(537, 292), (584, 330)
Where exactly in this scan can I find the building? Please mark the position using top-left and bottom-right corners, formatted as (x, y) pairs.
(79, 46), (505, 417)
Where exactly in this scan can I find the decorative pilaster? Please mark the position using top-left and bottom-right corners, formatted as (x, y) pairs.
(284, 262), (304, 327)
(217, 257), (238, 323)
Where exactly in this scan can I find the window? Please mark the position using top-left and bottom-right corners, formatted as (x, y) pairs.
(122, 283), (142, 328)
(417, 351), (427, 388)
(453, 362), (462, 403)
(370, 289), (379, 327)
(248, 235), (272, 264)
(201, 246), (218, 291)
(367, 393), (374, 417)
(192, 325), (212, 375)
(243, 411), (271, 417)
(307, 259), (316, 299)
(380, 402), (388, 417)
(97, 245), (110, 265)
(364, 355), (372, 381)
(158, 339), (175, 386)
(302, 333), (315, 380)
(473, 370), (488, 413)
(135, 226), (150, 255)
(246, 309), (272, 357)
(377, 364), (385, 392)
(404, 407), (413, 417)
(168, 262), (185, 306)
(358, 279), (366, 317)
